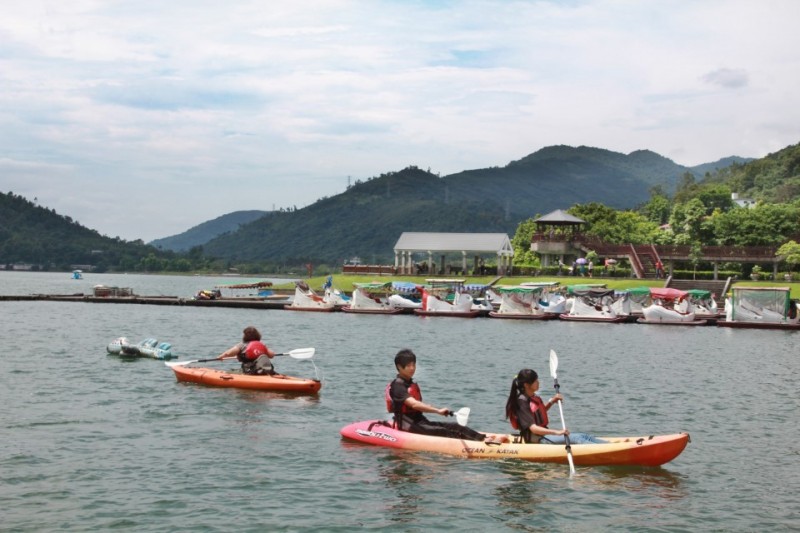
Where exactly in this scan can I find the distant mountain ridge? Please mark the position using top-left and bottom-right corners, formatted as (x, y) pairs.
(192, 145), (754, 264)
(149, 210), (268, 251)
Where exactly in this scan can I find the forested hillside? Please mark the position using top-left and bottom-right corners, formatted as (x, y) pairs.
(202, 166), (516, 265)
(700, 142), (800, 203)
(150, 210), (268, 252)
(4, 143), (789, 272)
(202, 146), (749, 264)
(0, 192), (171, 270)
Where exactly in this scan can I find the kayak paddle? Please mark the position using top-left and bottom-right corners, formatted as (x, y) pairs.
(448, 407), (471, 426)
(549, 349), (576, 475)
(165, 347), (315, 367)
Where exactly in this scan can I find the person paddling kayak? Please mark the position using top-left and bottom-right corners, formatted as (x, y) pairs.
(505, 369), (605, 444)
(217, 326), (278, 375)
(387, 349), (506, 444)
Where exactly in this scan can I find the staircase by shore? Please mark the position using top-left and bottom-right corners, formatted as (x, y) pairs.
(665, 277), (732, 306)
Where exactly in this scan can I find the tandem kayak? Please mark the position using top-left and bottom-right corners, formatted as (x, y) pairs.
(340, 420), (689, 467)
(170, 365), (322, 394)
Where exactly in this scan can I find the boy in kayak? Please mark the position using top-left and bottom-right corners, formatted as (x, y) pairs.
(387, 349), (506, 443)
(217, 326), (277, 375)
(505, 368), (605, 444)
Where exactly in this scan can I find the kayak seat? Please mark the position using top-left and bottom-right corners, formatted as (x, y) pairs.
(253, 355), (275, 375)
(367, 420), (393, 431)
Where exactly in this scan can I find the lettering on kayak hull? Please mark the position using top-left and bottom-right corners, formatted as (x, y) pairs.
(462, 447), (520, 455)
(355, 429), (397, 442)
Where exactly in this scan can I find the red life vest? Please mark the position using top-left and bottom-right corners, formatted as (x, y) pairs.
(509, 394), (549, 430)
(385, 378), (422, 414)
(239, 341), (268, 362)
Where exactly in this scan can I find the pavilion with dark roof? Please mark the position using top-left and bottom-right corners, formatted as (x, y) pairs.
(530, 209), (587, 267)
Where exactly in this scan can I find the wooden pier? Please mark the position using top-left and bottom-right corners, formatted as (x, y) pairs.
(0, 293), (291, 310)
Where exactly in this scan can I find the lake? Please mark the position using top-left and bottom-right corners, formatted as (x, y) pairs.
(1, 271), (798, 531)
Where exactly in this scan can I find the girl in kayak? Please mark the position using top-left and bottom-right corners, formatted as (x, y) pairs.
(387, 349), (507, 444)
(505, 368), (605, 444)
(216, 326), (277, 375)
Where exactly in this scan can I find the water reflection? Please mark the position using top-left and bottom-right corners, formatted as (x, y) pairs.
(376, 453), (441, 525)
(593, 465), (688, 500)
(492, 460), (563, 520)
(493, 459), (688, 524)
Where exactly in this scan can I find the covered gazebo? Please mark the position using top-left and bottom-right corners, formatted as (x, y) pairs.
(393, 232), (514, 275)
(530, 209), (587, 267)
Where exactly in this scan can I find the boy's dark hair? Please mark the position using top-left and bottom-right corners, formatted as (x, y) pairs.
(394, 348), (416, 369)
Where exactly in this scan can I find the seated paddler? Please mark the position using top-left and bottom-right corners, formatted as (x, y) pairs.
(216, 326), (278, 375)
(505, 368), (605, 444)
(387, 348), (507, 444)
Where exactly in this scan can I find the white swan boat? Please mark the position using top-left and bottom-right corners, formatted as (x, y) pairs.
(414, 280), (481, 317)
(638, 288), (707, 325)
(322, 276), (351, 308)
(686, 289), (720, 321)
(719, 287), (800, 329)
(341, 282), (404, 314)
(387, 281), (423, 311)
(624, 286), (652, 318)
(559, 287), (630, 323)
(285, 281), (335, 312)
(488, 285), (557, 319)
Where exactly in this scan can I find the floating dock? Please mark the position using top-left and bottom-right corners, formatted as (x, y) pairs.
(0, 293), (291, 310)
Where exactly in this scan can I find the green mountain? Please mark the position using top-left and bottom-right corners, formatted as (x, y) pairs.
(3, 144), (773, 270)
(202, 166), (513, 265)
(150, 210), (268, 252)
(202, 145), (746, 264)
(0, 192), (165, 270)
(702, 142), (800, 203)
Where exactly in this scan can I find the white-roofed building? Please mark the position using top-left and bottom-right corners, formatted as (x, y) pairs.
(393, 232), (514, 275)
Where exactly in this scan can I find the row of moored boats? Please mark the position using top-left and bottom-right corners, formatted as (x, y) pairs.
(285, 279), (800, 329)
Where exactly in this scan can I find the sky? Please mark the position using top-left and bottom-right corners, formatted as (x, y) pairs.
(1, 0), (799, 243)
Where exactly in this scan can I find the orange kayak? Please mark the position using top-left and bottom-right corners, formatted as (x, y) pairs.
(170, 365), (321, 394)
(341, 420), (689, 467)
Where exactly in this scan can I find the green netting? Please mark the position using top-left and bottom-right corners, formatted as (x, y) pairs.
(731, 288), (791, 319)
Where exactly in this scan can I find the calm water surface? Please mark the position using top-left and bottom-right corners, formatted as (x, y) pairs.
(1, 272), (798, 531)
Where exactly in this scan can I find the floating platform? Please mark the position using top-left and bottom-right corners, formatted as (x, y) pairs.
(0, 293), (290, 309)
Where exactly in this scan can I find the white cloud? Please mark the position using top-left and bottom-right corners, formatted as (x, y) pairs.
(0, 0), (799, 241)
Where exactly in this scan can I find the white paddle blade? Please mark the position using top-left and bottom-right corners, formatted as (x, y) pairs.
(454, 407), (470, 426)
(549, 349), (559, 378)
(286, 347), (315, 359)
(165, 359), (198, 367)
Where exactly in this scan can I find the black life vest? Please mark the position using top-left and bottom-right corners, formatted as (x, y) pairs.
(385, 377), (422, 428)
(509, 394), (549, 430)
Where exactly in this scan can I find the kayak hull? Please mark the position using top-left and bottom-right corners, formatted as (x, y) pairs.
(171, 365), (321, 394)
(340, 420), (688, 467)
